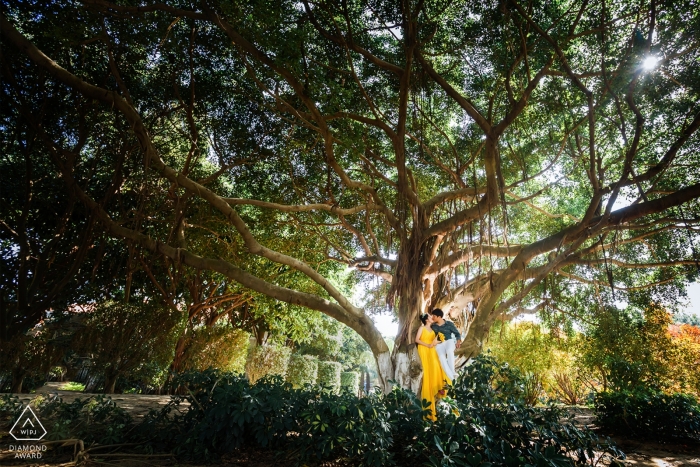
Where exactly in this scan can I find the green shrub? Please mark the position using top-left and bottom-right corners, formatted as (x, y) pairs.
(317, 361), (341, 393)
(181, 325), (249, 373)
(37, 394), (133, 444)
(581, 305), (691, 393)
(340, 371), (360, 393)
(245, 344), (292, 384)
(286, 354), (318, 388)
(149, 357), (624, 466)
(0, 328), (63, 393)
(486, 321), (590, 402)
(1, 360), (625, 466)
(0, 394), (24, 424)
(595, 388), (700, 441)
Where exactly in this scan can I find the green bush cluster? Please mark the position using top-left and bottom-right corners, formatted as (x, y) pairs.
(317, 361), (342, 393)
(241, 344), (354, 391)
(286, 354), (319, 388)
(1, 357), (627, 466)
(595, 388), (700, 441)
(0, 393), (133, 445)
(181, 326), (250, 374)
(340, 371), (360, 393)
(145, 356), (624, 466)
(245, 344), (292, 384)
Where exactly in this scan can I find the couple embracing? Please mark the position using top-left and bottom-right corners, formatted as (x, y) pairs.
(415, 308), (462, 421)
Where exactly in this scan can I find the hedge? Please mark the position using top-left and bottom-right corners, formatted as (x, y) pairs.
(286, 354), (318, 388)
(340, 371), (360, 394)
(245, 344), (292, 384)
(317, 361), (342, 393)
(595, 388), (700, 441)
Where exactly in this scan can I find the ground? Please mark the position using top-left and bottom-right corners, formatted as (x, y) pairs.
(1, 383), (699, 466)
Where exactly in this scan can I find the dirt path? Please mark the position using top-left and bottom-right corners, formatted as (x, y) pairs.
(26, 382), (190, 419)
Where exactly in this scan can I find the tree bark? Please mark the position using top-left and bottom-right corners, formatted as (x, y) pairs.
(169, 327), (189, 375)
(103, 367), (119, 394)
(0, 292), (6, 342)
(391, 291), (425, 393)
(11, 368), (26, 394)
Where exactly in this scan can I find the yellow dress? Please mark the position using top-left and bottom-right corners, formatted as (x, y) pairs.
(416, 327), (452, 421)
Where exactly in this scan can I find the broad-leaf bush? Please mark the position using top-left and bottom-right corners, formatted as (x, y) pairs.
(595, 388), (700, 441)
(0, 394), (134, 445)
(148, 356), (623, 465)
(1, 359), (624, 466)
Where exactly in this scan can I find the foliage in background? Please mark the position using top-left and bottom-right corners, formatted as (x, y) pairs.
(0, 324), (64, 393)
(58, 382), (85, 392)
(245, 343), (292, 384)
(675, 312), (700, 326)
(487, 322), (557, 376)
(317, 361), (342, 394)
(486, 321), (590, 403)
(286, 354), (318, 388)
(296, 318), (373, 372)
(667, 322), (700, 396)
(180, 325), (249, 373)
(340, 371), (360, 394)
(71, 301), (183, 393)
(581, 304), (700, 395)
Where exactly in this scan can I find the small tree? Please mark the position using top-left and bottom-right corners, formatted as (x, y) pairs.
(487, 321), (590, 403)
(487, 322), (557, 378)
(581, 304), (691, 393)
(72, 301), (183, 393)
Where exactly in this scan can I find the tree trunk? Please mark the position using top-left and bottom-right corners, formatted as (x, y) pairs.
(11, 368), (26, 394)
(103, 368), (119, 394)
(391, 345), (423, 393)
(0, 292), (6, 342)
(385, 259), (428, 393)
(169, 334), (188, 374)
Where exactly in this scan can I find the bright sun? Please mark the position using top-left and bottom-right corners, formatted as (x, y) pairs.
(642, 56), (660, 70)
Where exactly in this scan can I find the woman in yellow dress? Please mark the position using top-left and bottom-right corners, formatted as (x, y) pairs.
(415, 313), (452, 421)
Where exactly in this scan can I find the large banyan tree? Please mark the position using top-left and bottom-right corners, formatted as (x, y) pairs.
(2, 0), (699, 390)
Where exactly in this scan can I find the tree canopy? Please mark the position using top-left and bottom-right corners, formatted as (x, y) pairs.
(1, 0), (699, 389)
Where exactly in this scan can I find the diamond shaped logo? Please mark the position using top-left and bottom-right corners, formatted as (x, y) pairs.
(10, 405), (47, 441)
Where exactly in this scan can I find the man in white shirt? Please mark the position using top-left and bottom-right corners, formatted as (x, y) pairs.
(430, 308), (462, 381)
